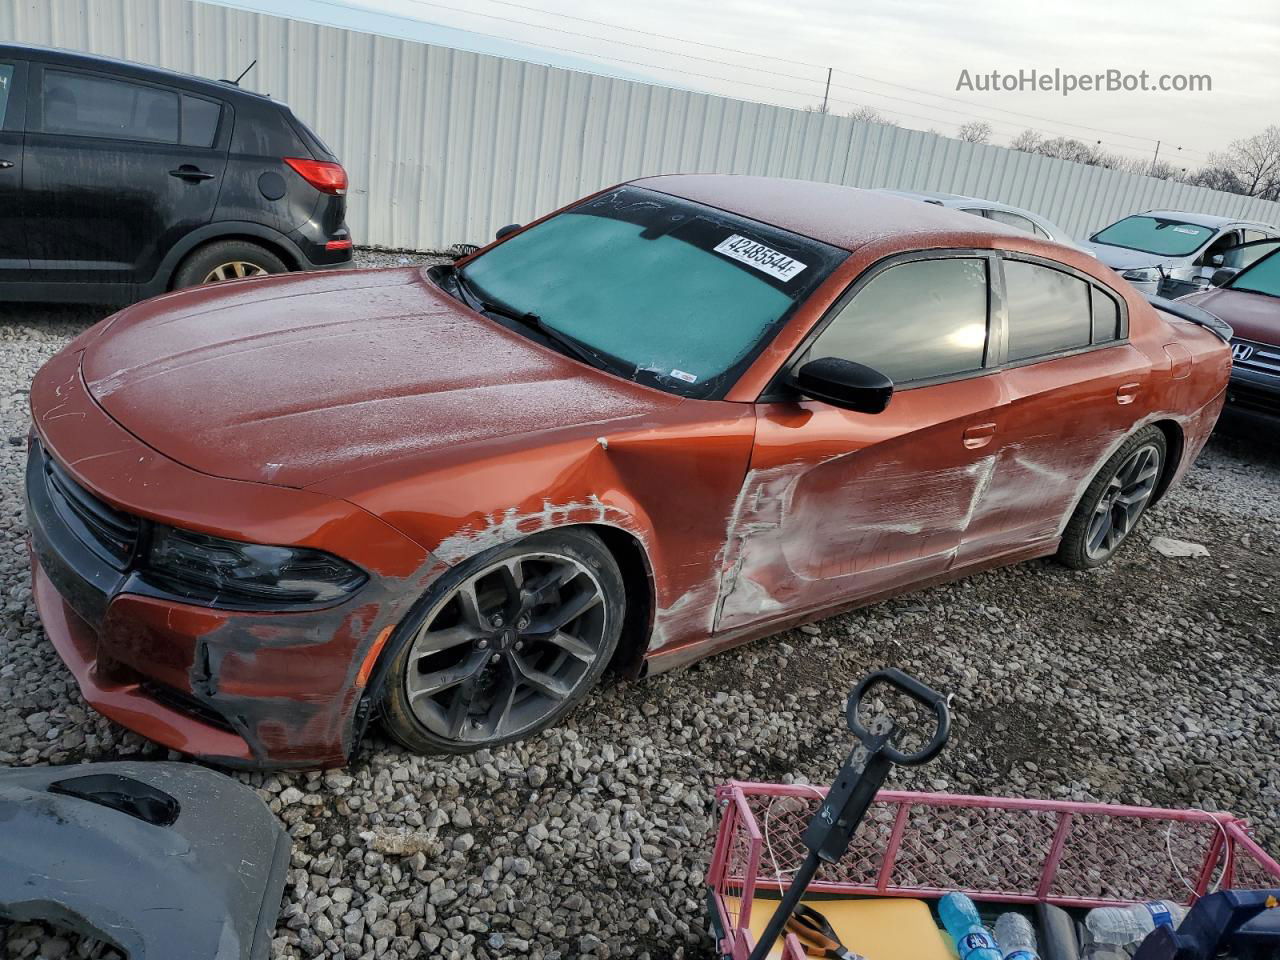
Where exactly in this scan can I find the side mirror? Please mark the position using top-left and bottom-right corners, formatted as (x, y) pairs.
(790, 357), (893, 414)
(495, 223), (522, 240)
(1210, 267), (1237, 287)
(1209, 253), (1225, 268)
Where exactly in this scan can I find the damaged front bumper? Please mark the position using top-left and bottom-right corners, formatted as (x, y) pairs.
(25, 348), (445, 769)
(0, 761), (290, 960)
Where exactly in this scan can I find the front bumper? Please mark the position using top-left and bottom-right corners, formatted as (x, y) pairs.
(25, 347), (440, 768)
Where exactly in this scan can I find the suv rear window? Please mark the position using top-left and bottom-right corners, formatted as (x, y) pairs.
(43, 69), (178, 143)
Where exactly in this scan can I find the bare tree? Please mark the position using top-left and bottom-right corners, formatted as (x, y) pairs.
(1185, 165), (1245, 194)
(846, 105), (899, 127)
(956, 120), (992, 144)
(1010, 129), (1044, 153)
(1206, 126), (1280, 200)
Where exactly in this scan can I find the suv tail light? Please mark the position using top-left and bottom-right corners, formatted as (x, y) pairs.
(284, 157), (348, 195)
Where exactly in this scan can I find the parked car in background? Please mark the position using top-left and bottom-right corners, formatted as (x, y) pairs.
(0, 43), (352, 304)
(1181, 245), (1280, 428)
(877, 189), (1090, 254)
(1085, 210), (1279, 299)
(27, 177), (1231, 767)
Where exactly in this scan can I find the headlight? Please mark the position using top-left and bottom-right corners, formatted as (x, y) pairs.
(144, 525), (367, 608)
(1121, 266), (1162, 283)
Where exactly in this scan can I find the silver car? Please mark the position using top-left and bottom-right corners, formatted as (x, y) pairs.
(1084, 210), (1280, 298)
(877, 190), (1090, 254)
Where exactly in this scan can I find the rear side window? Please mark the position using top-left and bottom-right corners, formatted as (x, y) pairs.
(0, 65), (14, 128)
(1004, 261), (1092, 361)
(43, 69), (178, 143)
(988, 210), (1039, 236)
(1091, 287), (1120, 343)
(181, 94), (221, 147)
(811, 258), (989, 383)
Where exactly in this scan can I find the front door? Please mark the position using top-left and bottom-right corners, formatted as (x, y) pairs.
(22, 63), (228, 286)
(716, 253), (1007, 629)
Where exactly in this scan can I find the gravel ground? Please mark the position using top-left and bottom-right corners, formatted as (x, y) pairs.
(1, 252), (1278, 959)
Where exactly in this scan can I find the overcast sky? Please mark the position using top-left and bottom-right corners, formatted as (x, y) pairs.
(246, 0), (1278, 166)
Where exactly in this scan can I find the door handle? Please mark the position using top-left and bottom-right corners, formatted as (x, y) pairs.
(169, 165), (215, 182)
(1116, 382), (1141, 405)
(962, 422), (997, 450)
(0, 160), (13, 170)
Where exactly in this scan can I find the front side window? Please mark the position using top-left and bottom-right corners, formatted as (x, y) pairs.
(1223, 240), (1280, 270)
(808, 258), (989, 384)
(1004, 260), (1093, 361)
(1227, 249), (1280, 298)
(988, 210), (1038, 236)
(42, 69), (178, 143)
(1090, 215), (1214, 257)
(455, 186), (847, 398)
(0, 64), (14, 128)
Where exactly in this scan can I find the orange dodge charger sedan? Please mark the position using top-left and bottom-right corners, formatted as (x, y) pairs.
(26, 176), (1231, 768)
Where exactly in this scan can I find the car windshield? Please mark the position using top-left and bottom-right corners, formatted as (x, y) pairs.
(1227, 248), (1280, 298)
(456, 186), (846, 398)
(1090, 215), (1215, 257)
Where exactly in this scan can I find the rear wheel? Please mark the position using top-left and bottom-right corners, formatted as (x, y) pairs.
(381, 529), (624, 754)
(1057, 425), (1166, 570)
(171, 239), (288, 289)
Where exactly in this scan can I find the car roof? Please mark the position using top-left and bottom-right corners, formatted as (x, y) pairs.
(1135, 209), (1273, 230)
(0, 42), (275, 105)
(632, 174), (1030, 252)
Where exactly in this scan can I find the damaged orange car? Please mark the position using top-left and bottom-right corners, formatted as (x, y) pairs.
(26, 176), (1231, 768)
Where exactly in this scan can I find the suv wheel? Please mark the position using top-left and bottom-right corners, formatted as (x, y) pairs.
(172, 240), (288, 289)
(381, 529), (625, 754)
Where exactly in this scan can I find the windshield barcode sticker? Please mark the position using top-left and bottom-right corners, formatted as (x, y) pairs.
(713, 235), (807, 281)
(669, 369), (698, 383)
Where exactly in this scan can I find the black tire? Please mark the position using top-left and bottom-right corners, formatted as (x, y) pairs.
(1057, 425), (1167, 570)
(171, 239), (288, 289)
(381, 528), (625, 755)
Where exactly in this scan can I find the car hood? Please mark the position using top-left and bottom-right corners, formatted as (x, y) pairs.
(1083, 242), (1172, 271)
(81, 267), (681, 488)
(1181, 286), (1280, 346)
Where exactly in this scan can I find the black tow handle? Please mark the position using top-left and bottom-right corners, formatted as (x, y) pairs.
(847, 668), (951, 766)
(747, 669), (952, 960)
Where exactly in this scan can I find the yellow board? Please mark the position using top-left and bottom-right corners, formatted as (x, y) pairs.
(726, 896), (956, 960)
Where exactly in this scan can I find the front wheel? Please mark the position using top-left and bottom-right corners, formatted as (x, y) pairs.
(381, 528), (625, 754)
(1057, 425), (1167, 570)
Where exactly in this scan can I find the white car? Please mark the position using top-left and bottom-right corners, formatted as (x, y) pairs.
(877, 190), (1091, 255)
(1084, 210), (1280, 297)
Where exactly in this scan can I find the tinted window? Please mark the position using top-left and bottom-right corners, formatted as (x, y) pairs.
(1228, 250), (1280, 298)
(43, 69), (178, 142)
(181, 94), (221, 147)
(988, 210), (1039, 236)
(1091, 287), (1120, 343)
(810, 258), (989, 383)
(1090, 216), (1213, 257)
(1005, 261), (1092, 361)
(459, 186), (846, 399)
(0, 65), (13, 128)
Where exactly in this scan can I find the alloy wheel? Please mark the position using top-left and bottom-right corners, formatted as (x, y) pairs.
(202, 260), (268, 283)
(403, 552), (608, 744)
(1085, 442), (1162, 560)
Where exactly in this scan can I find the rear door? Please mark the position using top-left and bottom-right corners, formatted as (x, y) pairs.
(716, 252), (1007, 629)
(0, 59), (28, 278)
(960, 256), (1152, 561)
(22, 61), (229, 286)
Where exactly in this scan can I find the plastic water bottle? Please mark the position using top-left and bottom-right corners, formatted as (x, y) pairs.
(1084, 901), (1189, 945)
(994, 912), (1041, 960)
(939, 892), (1003, 960)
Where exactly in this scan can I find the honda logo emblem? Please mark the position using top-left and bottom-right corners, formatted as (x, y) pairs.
(1232, 343), (1255, 362)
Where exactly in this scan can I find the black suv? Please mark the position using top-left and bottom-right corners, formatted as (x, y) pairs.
(0, 44), (352, 304)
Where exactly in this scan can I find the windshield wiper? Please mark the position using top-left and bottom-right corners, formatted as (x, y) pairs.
(452, 268), (618, 374)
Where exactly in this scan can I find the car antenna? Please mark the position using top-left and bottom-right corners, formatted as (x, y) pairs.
(225, 59), (257, 86)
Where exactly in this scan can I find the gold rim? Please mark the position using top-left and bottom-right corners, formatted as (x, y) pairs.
(202, 261), (268, 283)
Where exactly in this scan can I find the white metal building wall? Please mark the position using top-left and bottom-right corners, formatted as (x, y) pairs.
(5, 0), (1279, 250)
